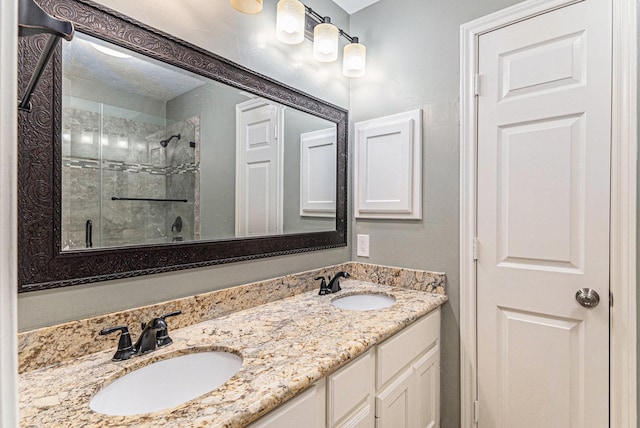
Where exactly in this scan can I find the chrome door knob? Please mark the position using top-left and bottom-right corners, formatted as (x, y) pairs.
(575, 288), (600, 308)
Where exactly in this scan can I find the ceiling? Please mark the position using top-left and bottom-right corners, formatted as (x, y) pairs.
(331, 0), (380, 14)
(63, 33), (205, 102)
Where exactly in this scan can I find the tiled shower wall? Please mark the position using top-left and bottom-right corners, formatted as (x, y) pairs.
(62, 102), (198, 249)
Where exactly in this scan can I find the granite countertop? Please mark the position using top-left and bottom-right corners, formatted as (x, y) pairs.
(19, 280), (447, 427)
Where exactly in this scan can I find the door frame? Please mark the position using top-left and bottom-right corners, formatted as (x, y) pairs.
(0, 0), (18, 425)
(459, 0), (637, 426)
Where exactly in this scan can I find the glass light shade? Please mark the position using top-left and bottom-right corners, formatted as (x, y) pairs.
(343, 41), (366, 77)
(230, 0), (263, 14)
(276, 0), (305, 45)
(313, 21), (339, 62)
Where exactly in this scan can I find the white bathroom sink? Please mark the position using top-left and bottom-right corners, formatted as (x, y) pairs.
(332, 293), (396, 311)
(90, 351), (242, 416)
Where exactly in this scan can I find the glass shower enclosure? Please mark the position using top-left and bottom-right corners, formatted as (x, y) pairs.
(61, 96), (199, 250)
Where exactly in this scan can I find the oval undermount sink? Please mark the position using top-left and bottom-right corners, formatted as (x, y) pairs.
(332, 293), (396, 311)
(90, 351), (242, 416)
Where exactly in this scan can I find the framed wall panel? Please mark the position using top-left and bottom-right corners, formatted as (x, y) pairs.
(354, 109), (422, 219)
(300, 127), (337, 217)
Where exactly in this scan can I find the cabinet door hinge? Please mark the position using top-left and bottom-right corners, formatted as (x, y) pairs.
(474, 400), (480, 423)
(473, 238), (479, 261)
(474, 74), (481, 97)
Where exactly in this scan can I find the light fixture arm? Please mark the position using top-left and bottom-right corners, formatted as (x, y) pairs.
(339, 31), (357, 44)
(303, 5), (324, 23)
(303, 4), (360, 45)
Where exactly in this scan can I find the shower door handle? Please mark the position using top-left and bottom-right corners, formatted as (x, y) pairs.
(85, 219), (92, 248)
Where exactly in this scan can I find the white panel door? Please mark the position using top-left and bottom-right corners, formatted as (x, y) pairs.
(236, 99), (283, 237)
(476, 1), (611, 427)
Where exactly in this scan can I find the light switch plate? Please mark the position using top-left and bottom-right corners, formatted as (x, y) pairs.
(357, 234), (369, 257)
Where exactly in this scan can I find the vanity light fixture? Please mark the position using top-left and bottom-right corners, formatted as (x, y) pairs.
(233, 0), (367, 76)
(296, 4), (367, 76)
(276, 0), (306, 44)
(230, 0), (263, 14)
(313, 17), (339, 62)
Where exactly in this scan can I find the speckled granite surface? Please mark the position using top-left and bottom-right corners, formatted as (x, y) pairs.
(19, 280), (446, 428)
(18, 262), (445, 373)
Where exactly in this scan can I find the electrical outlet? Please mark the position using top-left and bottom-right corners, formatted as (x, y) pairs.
(357, 234), (370, 257)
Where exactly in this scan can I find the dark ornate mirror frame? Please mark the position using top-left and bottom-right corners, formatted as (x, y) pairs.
(18, 0), (348, 292)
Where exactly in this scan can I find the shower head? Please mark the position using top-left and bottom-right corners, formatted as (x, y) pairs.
(159, 133), (181, 148)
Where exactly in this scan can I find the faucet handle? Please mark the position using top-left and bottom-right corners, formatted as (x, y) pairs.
(156, 310), (182, 348)
(160, 310), (182, 321)
(316, 276), (331, 295)
(99, 325), (135, 361)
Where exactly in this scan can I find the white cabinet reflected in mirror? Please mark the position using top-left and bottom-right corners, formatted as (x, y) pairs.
(61, 33), (336, 251)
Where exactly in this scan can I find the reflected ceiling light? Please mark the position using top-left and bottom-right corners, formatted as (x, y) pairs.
(342, 37), (366, 77)
(313, 17), (339, 62)
(89, 42), (132, 59)
(230, 0), (263, 14)
(276, 0), (305, 44)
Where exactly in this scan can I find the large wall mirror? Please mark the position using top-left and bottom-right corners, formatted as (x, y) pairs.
(18, 0), (348, 292)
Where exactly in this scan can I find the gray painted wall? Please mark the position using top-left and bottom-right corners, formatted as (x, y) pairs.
(349, 0), (522, 426)
(167, 82), (245, 239)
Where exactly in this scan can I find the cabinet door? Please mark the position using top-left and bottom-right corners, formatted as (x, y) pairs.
(413, 345), (440, 428)
(248, 379), (326, 428)
(337, 405), (374, 428)
(376, 309), (440, 390)
(328, 348), (375, 428)
(375, 309), (441, 428)
(376, 367), (414, 428)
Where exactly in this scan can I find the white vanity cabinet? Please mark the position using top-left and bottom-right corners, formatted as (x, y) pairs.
(247, 379), (326, 428)
(327, 348), (376, 427)
(375, 309), (440, 428)
(250, 308), (440, 428)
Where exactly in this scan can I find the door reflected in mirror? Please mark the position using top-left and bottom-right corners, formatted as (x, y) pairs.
(61, 33), (336, 251)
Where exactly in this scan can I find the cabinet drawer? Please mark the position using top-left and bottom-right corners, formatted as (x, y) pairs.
(327, 348), (375, 426)
(376, 308), (440, 389)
